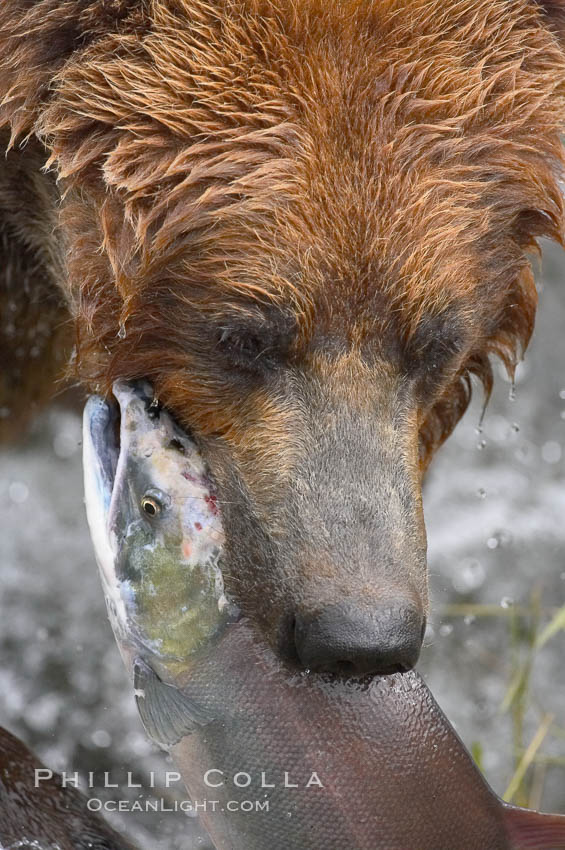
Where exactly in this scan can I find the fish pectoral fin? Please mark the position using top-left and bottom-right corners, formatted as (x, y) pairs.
(133, 657), (212, 748)
(504, 803), (565, 849)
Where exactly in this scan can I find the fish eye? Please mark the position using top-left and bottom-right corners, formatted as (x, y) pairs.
(140, 487), (170, 519)
(141, 496), (162, 517)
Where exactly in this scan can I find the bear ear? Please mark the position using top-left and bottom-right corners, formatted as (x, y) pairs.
(532, 0), (565, 44)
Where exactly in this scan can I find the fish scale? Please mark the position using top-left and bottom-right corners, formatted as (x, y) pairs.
(170, 622), (509, 850)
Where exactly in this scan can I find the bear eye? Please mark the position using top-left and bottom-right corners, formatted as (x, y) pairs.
(407, 311), (467, 384)
(217, 328), (272, 369)
(219, 329), (262, 355)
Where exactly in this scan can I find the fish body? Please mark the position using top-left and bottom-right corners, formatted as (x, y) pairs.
(168, 622), (565, 850)
(83, 381), (565, 850)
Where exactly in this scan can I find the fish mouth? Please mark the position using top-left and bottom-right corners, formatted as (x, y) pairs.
(83, 380), (158, 512)
(82, 380), (159, 578)
(83, 394), (120, 507)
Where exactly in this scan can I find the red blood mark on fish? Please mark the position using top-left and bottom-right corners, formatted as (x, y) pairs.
(195, 522), (202, 531)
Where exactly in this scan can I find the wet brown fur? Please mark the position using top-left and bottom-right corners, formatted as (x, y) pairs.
(2, 0), (565, 451)
(2, 0), (565, 644)
(0, 132), (73, 440)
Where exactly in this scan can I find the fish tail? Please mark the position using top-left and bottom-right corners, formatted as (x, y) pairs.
(504, 803), (565, 849)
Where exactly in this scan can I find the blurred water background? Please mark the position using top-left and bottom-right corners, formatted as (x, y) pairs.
(1, 243), (565, 847)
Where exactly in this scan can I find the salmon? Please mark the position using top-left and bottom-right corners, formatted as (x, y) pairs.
(83, 380), (565, 850)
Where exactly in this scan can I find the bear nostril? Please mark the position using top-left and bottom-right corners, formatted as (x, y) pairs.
(421, 617), (427, 643)
(328, 660), (357, 677)
(277, 612), (301, 664)
(292, 600), (424, 677)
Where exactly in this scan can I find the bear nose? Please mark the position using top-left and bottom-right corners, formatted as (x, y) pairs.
(291, 600), (425, 676)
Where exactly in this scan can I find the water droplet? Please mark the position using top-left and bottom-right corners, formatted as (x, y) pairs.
(53, 432), (78, 459)
(515, 442), (536, 465)
(464, 615), (476, 626)
(511, 422), (520, 433)
(9, 481), (29, 504)
(500, 596), (514, 609)
(542, 440), (562, 464)
(117, 322), (127, 339)
(476, 488), (487, 499)
(439, 623), (453, 637)
(486, 536), (499, 549)
(476, 439), (486, 450)
(91, 729), (112, 748)
(454, 558), (485, 592)
(509, 383), (516, 402)
(560, 411), (565, 420)
(559, 389), (565, 400)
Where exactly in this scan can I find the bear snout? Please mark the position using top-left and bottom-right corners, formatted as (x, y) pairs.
(282, 600), (425, 676)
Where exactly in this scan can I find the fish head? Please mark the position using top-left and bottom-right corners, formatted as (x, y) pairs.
(83, 380), (238, 680)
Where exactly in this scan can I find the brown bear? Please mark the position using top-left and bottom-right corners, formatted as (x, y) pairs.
(1, 0), (565, 676)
